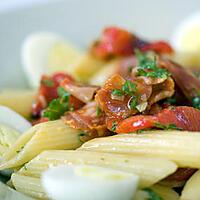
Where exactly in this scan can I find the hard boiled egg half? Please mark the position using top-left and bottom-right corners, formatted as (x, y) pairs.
(21, 32), (82, 88)
(42, 165), (139, 200)
(171, 12), (200, 66)
(0, 106), (31, 133)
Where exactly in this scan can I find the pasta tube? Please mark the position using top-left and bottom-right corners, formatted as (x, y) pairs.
(0, 124), (20, 156)
(89, 59), (119, 86)
(79, 131), (200, 168)
(71, 54), (106, 82)
(0, 90), (36, 118)
(11, 173), (47, 199)
(180, 170), (200, 200)
(17, 150), (177, 187)
(0, 120), (83, 170)
(0, 144), (7, 156)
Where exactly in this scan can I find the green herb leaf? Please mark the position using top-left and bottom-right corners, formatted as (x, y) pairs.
(135, 50), (170, 78)
(111, 80), (138, 110)
(111, 121), (118, 132)
(96, 106), (102, 117)
(192, 95), (200, 110)
(57, 87), (70, 101)
(112, 89), (124, 96)
(154, 123), (182, 130)
(164, 96), (177, 105)
(122, 80), (137, 95)
(135, 49), (148, 66)
(143, 188), (163, 200)
(128, 96), (138, 109)
(43, 87), (71, 120)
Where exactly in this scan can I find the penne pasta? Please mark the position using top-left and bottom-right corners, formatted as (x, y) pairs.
(89, 59), (119, 86)
(79, 131), (200, 168)
(0, 144), (8, 156)
(0, 90), (36, 118)
(150, 185), (179, 200)
(11, 173), (47, 199)
(47, 40), (83, 75)
(0, 124), (21, 156)
(71, 54), (106, 82)
(180, 170), (200, 200)
(2, 125), (37, 161)
(17, 150), (177, 187)
(0, 120), (83, 170)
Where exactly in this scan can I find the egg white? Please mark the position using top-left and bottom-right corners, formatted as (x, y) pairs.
(42, 165), (139, 200)
(21, 32), (63, 88)
(171, 12), (200, 52)
(0, 106), (31, 133)
(21, 32), (82, 88)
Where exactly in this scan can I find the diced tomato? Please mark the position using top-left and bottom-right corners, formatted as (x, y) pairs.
(92, 27), (173, 59)
(32, 72), (74, 117)
(114, 115), (156, 133)
(52, 72), (74, 84)
(92, 27), (134, 59)
(141, 41), (174, 54)
(113, 106), (200, 134)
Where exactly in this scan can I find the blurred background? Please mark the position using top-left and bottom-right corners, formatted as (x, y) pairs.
(0, 0), (200, 88)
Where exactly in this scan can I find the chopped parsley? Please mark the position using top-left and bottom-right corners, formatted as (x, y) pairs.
(111, 121), (118, 132)
(78, 131), (88, 143)
(164, 96), (177, 105)
(43, 87), (71, 120)
(136, 129), (148, 133)
(122, 80), (137, 95)
(154, 122), (182, 130)
(112, 89), (124, 96)
(135, 50), (170, 78)
(128, 96), (138, 109)
(192, 94), (200, 110)
(96, 106), (102, 117)
(112, 80), (137, 97)
(143, 188), (163, 200)
(111, 80), (138, 110)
